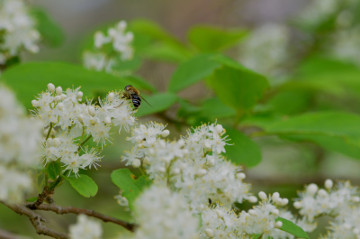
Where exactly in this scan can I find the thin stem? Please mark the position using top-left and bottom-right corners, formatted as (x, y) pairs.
(77, 135), (92, 152)
(33, 204), (137, 232)
(28, 177), (63, 209)
(46, 123), (54, 140)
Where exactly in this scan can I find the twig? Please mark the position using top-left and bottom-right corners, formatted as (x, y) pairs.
(0, 228), (19, 239)
(1, 201), (68, 239)
(28, 177), (63, 209)
(32, 204), (137, 232)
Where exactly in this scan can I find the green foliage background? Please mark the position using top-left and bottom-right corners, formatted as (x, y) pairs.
(1, 1), (360, 238)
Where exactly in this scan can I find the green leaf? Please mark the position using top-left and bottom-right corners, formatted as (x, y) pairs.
(169, 54), (221, 92)
(136, 92), (178, 117)
(207, 64), (268, 111)
(263, 111), (360, 159)
(46, 161), (62, 180)
(0, 62), (148, 108)
(26, 197), (38, 203)
(111, 168), (151, 208)
(199, 97), (236, 119)
(65, 174), (98, 198)
(225, 128), (262, 167)
(267, 90), (312, 115)
(31, 8), (65, 47)
(188, 25), (247, 52)
(130, 19), (180, 45)
(286, 57), (360, 97)
(276, 217), (309, 239)
(142, 42), (191, 63)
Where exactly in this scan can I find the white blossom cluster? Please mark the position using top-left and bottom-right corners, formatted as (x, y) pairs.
(32, 83), (135, 175)
(0, 85), (42, 202)
(297, 0), (339, 27)
(119, 122), (299, 238)
(0, 0), (40, 65)
(69, 214), (102, 239)
(117, 123), (360, 239)
(294, 180), (360, 238)
(83, 20), (134, 73)
(298, 0), (360, 66)
(238, 23), (290, 80)
(132, 185), (199, 239)
(123, 122), (253, 210)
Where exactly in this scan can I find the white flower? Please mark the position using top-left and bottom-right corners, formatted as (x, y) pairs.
(297, 0), (339, 26)
(132, 185), (199, 239)
(0, 0), (40, 63)
(0, 85), (42, 166)
(0, 165), (33, 203)
(238, 23), (290, 78)
(34, 84), (136, 175)
(69, 215), (102, 239)
(83, 20), (134, 73)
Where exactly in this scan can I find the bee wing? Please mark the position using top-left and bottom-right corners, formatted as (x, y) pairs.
(140, 95), (152, 106)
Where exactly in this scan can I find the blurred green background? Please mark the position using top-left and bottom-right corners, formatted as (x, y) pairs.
(2, 0), (360, 238)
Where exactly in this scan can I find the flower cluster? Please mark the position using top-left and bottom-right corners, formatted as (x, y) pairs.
(117, 122), (360, 239)
(32, 83), (135, 175)
(0, 0), (40, 65)
(294, 180), (360, 238)
(298, 0), (360, 66)
(119, 123), (301, 238)
(69, 214), (102, 239)
(297, 0), (339, 27)
(132, 185), (199, 239)
(83, 20), (134, 74)
(123, 122), (253, 211)
(238, 23), (290, 80)
(0, 85), (42, 202)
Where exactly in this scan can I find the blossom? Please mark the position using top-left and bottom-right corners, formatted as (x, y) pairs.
(0, 165), (33, 203)
(69, 215), (102, 239)
(33, 84), (135, 175)
(132, 184), (199, 239)
(238, 23), (290, 78)
(0, 0), (40, 64)
(0, 85), (42, 166)
(83, 20), (134, 73)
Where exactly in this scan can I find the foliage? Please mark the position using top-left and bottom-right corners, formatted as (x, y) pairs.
(1, 0), (360, 238)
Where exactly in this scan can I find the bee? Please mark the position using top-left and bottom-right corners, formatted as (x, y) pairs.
(123, 85), (150, 109)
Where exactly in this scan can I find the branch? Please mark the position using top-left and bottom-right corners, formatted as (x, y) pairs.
(1, 201), (68, 239)
(0, 228), (19, 239)
(28, 177), (63, 209)
(32, 204), (137, 232)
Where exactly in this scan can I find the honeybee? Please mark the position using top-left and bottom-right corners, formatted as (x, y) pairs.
(123, 85), (150, 109)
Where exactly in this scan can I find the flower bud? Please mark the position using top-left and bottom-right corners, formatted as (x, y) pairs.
(258, 191), (267, 201)
(275, 221), (283, 228)
(161, 130), (170, 137)
(47, 83), (55, 92)
(56, 86), (62, 95)
(31, 100), (39, 107)
(205, 228), (214, 237)
(325, 179), (333, 190)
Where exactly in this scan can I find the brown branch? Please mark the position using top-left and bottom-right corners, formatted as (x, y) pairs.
(1, 201), (68, 239)
(28, 177), (63, 209)
(32, 204), (137, 232)
(0, 228), (19, 239)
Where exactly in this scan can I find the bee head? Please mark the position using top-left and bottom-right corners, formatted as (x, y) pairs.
(124, 85), (132, 91)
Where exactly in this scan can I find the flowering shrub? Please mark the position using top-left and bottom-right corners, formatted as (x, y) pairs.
(1, 0), (360, 238)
